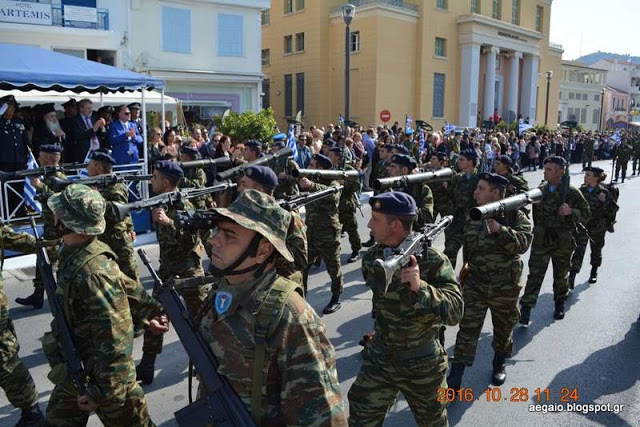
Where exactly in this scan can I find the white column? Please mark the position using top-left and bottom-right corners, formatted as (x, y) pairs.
(520, 54), (539, 123)
(483, 46), (499, 122)
(506, 52), (522, 122)
(458, 42), (481, 127)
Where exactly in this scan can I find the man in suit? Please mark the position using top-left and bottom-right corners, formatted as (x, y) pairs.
(59, 98), (77, 161)
(107, 105), (143, 165)
(71, 99), (106, 162)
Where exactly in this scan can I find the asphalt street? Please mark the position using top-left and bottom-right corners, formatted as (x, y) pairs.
(1, 158), (638, 426)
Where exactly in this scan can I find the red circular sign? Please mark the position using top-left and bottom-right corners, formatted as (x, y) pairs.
(380, 110), (391, 122)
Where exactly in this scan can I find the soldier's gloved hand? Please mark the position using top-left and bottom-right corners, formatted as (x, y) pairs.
(148, 315), (170, 334)
(401, 255), (421, 294)
(77, 395), (99, 412)
(558, 203), (573, 216)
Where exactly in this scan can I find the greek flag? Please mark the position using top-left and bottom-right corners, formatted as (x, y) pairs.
(23, 150), (42, 214)
(287, 125), (298, 163)
(338, 114), (345, 126)
(77, 148), (94, 178)
(519, 123), (534, 134)
(444, 122), (456, 135)
(610, 130), (622, 146)
(419, 128), (426, 156)
(405, 115), (413, 129)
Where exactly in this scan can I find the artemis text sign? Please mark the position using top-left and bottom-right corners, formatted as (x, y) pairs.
(0, 1), (52, 26)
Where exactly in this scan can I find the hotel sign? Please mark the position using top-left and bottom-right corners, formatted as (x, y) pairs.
(0, 1), (52, 26)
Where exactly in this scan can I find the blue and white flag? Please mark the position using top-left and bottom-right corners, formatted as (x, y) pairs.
(287, 124), (299, 163)
(419, 128), (426, 156)
(519, 123), (534, 134)
(338, 114), (345, 126)
(405, 115), (413, 129)
(23, 150), (42, 214)
(77, 148), (94, 178)
(444, 122), (456, 135)
(610, 130), (622, 146)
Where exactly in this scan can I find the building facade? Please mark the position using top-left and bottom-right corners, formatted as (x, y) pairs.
(591, 58), (640, 127)
(557, 61), (607, 131)
(262, 0), (563, 131)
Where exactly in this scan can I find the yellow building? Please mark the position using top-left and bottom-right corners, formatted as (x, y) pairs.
(261, 0), (563, 131)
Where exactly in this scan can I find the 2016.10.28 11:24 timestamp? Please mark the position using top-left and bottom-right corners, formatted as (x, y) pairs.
(436, 387), (580, 403)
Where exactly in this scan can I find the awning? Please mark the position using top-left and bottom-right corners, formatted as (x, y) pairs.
(0, 89), (178, 108)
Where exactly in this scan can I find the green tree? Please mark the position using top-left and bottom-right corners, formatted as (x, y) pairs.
(213, 108), (277, 144)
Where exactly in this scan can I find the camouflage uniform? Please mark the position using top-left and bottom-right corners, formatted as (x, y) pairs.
(389, 182), (434, 230)
(143, 198), (207, 356)
(570, 184), (619, 274)
(0, 224), (40, 414)
(374, 160), (389, 194)
(99, 182), (139, 282)
(427, 173), (453, 220)
(338, 164), (362, 253)
(520, 182), (591, 308)
(272, 156), (299, 200)
(179, 167), (210, 210)
(504, 172), (529, 197)
(348, 245), (463, 426)
(581, 137), (595, 168)
(614, 142), (633, 181)
(302, 178), (343, 296)
(444, 171), (479, 267)
(453, 210), (533, 366)
(274, 210), (308, 285)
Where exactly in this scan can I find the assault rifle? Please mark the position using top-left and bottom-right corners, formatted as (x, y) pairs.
(291, 168), (359, 181)
(279, 185), (344, 211)
(30, 218), (88, 396)
(114, 182), (236, 221)
(137, 249), (255, 427)
(469, 189), (543, 221)
(372, 215), (453, 295)
(215, 147), (292, 182)
(373, 168), (454, 191)
(0, 162), (89, 181)
(51, 174), (152, 191)
(178, 157), (232, 170)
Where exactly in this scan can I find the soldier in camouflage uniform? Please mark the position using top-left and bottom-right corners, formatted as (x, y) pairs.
(520, 156), (591, 323)
(137, 161), (209, 385)
(271, 137), (299, 200)
(631, 136), (640, 175)
(386, 154), (434, 229)
(581, 133), (595, 169)
(85, 152), (140, 282)
(44, 184), (168, 426)
(16, 144), (64, 309)
(426, 153), (453, 220)
(238, 165), (308, 285)
(299, 153), (344, 314)
(493, 155), (529, 197)
(328, 146), (362, 263)
(0, 223), (45, 425)
(178, 146), (211, 210)
(363, 143), (394, 249)
(444, 149), (480, 268)
(448, 173), (533, 390)
(569, 167), (619, 286)
(349, 192), (463, 426)
(614, 138), (633, 182)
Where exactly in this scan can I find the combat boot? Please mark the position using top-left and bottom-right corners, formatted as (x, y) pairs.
(589, 267), (598, 284)
(447, 362), (465, 391)
(347, 251), (360, 263)
(519, 305), (531, 325)
(568, 270), (577, 290)
(15, 289), (44, 309)
(15, 403), (44, 427)
(136, 353), (156, 385)
(323, 294), (342, 314)
(491, 354), (507, 386)
(362, 235), (376, 247)
(553, 301), (565, 320)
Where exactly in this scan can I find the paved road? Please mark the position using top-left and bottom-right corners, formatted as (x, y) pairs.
(1, 159), (638, 426)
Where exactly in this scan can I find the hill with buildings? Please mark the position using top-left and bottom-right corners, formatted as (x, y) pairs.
(577, 51), (640, 66)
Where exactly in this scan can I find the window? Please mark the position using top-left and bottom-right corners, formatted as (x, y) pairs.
(594, 94), (600, 102)
(582, 93), (588, 101)
(296, 0), (305, 11)
(284, 35), (293, 54)
(284, 0), (293, 14)
(580, 108), (587, 123)
(470, 0), (480, 13)
(511, 0), (520, 25)
(569, 92), (575, 100)
(296, 73), (305, 114)
(295, 32), (305, 52)
(433, 73), (445, 118)
(435, 37), (446, 57)
(350, 31), (360, 53)
(492, 0), (501, 19)
(262, 79), (270, 109)
(535, 6), (543, 32)
(284, 74), (292, 116)
(162, 7), (191, 54)
(436, 0), (448, 10)
(592, 108), (600, 124)
(218, 14), (243, 57)
(261, 9), (270, 26)
(261, 49), (270, 66)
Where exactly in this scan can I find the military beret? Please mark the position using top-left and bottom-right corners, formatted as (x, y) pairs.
(61, 99), (76, 107)
(404, 127), (414, 135)
(89, 151), (115, 165)
(245, 140), (262, 149)
(39, 144), (62, 154)
(272, 133), (286, 142)
(40, 103), (56, 115)
(460, 148), (478, 160)
(478, 172), (509, 188)
(127, 102), (141, 109)
(390, 154), (416, 170)
(393, 144), (410, 155)
(155, 160), (184, 178)
(544, 156), (566, 167)
(330, 146), (343, 155)
(272, 140), (285, 149)
(322, 139), (335, 147)
(312, 153), (332, 169)
(494, 155), (513, 167)
(180, 146), (199, 157)
(432, 152), (447, 160)
(583, 166), (604, 174)
(369, 192), (416, 216)
(244, 165), (278, 189)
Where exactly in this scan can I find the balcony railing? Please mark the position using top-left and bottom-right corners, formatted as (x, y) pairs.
(51, 5), (109, 30)
(332, 0), (419, 14)
(549, 41), (563, 50)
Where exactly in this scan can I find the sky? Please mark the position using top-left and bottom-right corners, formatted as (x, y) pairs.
(549, 0), (640, 60)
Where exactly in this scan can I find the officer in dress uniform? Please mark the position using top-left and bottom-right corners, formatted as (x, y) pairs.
(0, 95), (29, 216)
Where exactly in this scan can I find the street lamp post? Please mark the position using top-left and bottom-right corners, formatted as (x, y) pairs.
(599, 88), (605, 131)
(342, 4), (356, 121)
(544, 70), (553, 126)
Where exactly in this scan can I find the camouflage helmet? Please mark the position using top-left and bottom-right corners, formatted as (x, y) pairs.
(212, 189), (293, 262)
(47, 184), (106, 235)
